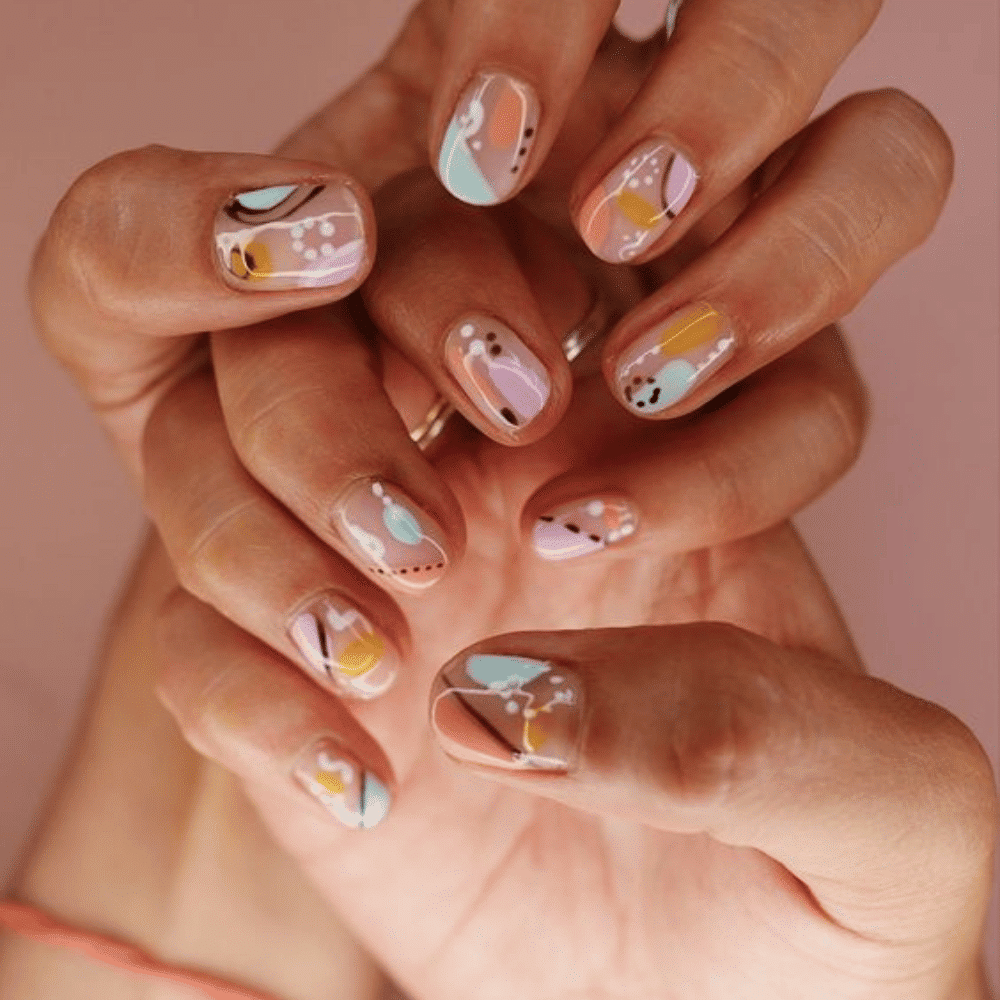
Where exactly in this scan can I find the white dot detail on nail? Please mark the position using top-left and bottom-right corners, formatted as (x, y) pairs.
(304, 248), (318, 260)
(291, 225), (304, 239)
(505, 700), (519, 714)
(321, 243), (334, 255)
(460, 324), (476, 337)
(320, 221), (335, 236)
(586, 500), (605, 516)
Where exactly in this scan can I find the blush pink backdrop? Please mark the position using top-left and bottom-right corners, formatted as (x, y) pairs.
(1, 0), (996, 985)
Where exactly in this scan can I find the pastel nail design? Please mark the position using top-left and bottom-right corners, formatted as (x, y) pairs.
(430, 654), (583, 771)
(336, 480), (449, 592)
(437, 72), (539, 205)
(533, 498), (637, 561)
(289, 595), (398, 699)
(617, 303), (735, 414)
(444, 316), (551, 432)
(294, 738), (390, 830)
(215, 182), (366, 290)
(578, 139), (697, 262)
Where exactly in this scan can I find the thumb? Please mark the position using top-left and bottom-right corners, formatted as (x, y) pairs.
(428, 624), (997, 937)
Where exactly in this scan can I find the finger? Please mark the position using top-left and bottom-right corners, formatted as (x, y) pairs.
(157, 588), (395, 832)
(428, 607), (998, 940)
(573, 0), (882, 262)
(143, 363), (428, 702)
(430, 0), (620, 206)
(31, 145), (375, 469)
(362, 169), (588, 444)
(523, 326), (867, 561)
(598, 89), (953, 419)
(210, 304), (465, 594)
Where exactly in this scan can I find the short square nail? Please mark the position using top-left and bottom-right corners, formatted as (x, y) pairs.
(444, 316), (551, 433)
(289, 595), (399, 700)
(437, 72), (539, 205)
(578, 140), (697, 262)
(293, 737), (390, 830)
(335, 480), (449, 592)
(616, 303), (735, 414)
(533, 497), (637, 561)
(215, 182), (367, 290)
(430, 654), (583, 771)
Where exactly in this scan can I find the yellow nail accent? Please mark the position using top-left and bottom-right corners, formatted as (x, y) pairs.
(657, 304), (725, 356)
(315, 771), (346, 795)
(337, 631), (385, 677)
(614, 189), (661, 229)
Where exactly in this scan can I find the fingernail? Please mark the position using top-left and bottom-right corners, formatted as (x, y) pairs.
(430, 654), (584, 771)
(437, 72), (539, 205)
(578, 139), (697, 262)
(444, 316), (551, 433)
(616, 303), (735, 414)
(533, 497), (637, 561)
(293, 737), (390, 830)
(335, 480), (449, 592)
(215, 182), (367, 290)
(289, 595), (399, 700)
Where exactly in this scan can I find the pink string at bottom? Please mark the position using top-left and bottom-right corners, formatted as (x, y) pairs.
(0, 899), (285, 1000)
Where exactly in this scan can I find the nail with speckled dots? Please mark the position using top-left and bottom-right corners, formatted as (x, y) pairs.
(293, 736), (391, 830)
(215, 182), (368, 291)
(444, 315), (551, 434)
(334, 480), (450, 593)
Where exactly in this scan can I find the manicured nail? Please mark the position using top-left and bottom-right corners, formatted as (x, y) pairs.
(444, 316), (551, 433)
(215, 182), (367, 290)
(437, 72), (539, 205)
(578, 139), (697, 262)
(293, 737), (390, 830)
(289, 595), (399, 700)
(335, 480), (449, 592)
(430, 654), (583, 771)
(616, 303), (735, 414)
(533, 497), (637, 561)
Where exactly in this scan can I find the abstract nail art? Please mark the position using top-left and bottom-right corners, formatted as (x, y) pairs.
(578, 139), (697, 262)
(617, 303), (735, 415)
(294, 738), (390, 830)
(336, 480), (449, 592)
(289, 595), (398, 699)
(444, 316), (551, 432)
(215, 183), (366, 290)
(533, 498), (637, 561)
(430, 654), (583, 771)
(437, 72), (539, 205)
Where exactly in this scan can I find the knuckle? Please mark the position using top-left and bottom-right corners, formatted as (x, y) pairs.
(44, 145), (194, 328)
(178, 496), (261, 603)
(653, 625), (781, 807)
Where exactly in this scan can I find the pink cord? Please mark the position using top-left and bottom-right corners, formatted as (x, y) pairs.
(0, 900), (286, 1000)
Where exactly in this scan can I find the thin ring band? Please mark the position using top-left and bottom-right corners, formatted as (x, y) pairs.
(665, 0), (685, 39)
(409, 291), (616, 451)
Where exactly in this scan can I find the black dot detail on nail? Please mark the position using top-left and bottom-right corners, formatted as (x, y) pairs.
(647, 377), (656, 384)
(511, 166), (519, 173)
(540, 515), (554, 522)
(566, 523), (580, 533)
(486, 332), (497, 341)
(244, 251), (257, 271)
(650, 388), (661, 405)
(500, 407), (519, 425)
(518, 147), (527, 156)
(524, 128), (534, 137)
(632, 376), (642, 385)
(589, 534), (602, 542)
(636, 400), (645, 408)
(489, 344), (502, 356)
(400, 568), (407, 573)
(426, 565), (433, 571)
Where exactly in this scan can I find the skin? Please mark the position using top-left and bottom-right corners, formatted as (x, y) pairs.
(18, 2), (995, 998)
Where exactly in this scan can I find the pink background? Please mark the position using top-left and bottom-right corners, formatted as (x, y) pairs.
(1, 0), (996, 985)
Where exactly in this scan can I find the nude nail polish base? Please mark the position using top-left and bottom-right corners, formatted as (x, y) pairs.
(533, 498), (637, 561)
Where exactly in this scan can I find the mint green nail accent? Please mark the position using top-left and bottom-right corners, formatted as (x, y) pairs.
(234, 184), (298, 211)
(438, 121), (497, 206)
(361, 773), (390, 829)
(466, 654), (549, 690)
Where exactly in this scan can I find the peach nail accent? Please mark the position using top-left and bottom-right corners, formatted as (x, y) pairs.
(215, 182), (366, 290)
(579, 139), (697, 263)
